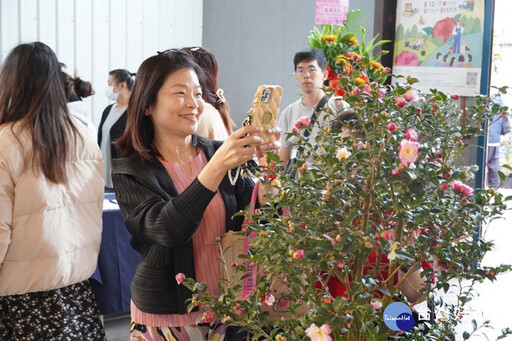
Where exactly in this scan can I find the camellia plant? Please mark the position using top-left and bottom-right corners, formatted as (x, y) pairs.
(183, 10), (512, 341)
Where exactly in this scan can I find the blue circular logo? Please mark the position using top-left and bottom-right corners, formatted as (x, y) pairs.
(383, 302), (415, 331)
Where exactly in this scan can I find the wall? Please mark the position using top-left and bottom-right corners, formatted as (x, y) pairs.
(0, 0), (202, 126)
(203, 0), (375, 126)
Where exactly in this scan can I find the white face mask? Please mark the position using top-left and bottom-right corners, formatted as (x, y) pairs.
(105, 85), (119, 102)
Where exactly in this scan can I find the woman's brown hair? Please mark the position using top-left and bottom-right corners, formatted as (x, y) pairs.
(0, 42), (79, 183)
(116, 49), (206, 161)
(182, 46), (234, 134)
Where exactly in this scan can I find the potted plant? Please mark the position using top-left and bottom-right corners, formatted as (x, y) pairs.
(183, 11), (512, 341)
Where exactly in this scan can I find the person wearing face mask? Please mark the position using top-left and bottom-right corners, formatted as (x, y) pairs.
(98, 69), (134, 191)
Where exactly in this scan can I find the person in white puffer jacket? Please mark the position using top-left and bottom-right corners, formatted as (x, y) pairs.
(0, 42), (106, 340)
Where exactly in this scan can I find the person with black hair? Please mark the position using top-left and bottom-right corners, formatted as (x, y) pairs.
(277, 48), (349, 163)
(111, 49), (280, 340)
(182, 46), (234, 140)
(98, 68), (134, 191)
(0, 42), (105, 340)
(61, 71), (95, 132)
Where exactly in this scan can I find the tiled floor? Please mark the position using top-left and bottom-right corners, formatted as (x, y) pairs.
(103, 188), (512, 341)
(104, 313), (130, 340)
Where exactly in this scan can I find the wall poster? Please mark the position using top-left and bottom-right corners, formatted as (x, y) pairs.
(392, 0), (484, 96)
(315, 0), (350, 25)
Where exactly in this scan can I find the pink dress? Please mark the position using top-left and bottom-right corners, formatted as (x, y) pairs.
(130, 150), (226, 327)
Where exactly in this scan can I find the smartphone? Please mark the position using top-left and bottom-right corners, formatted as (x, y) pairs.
(247, 85), (283, 143)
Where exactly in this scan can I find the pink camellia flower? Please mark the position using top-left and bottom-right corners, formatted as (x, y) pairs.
(294, 116), (313, 128)
(439, 183), (449, 191)
(395, 96), (406, 108)
(293, 249), (305, 260)
(415, 107), (422, 114)
(404, 128), (418, 141)
(200, 308), (215, 323)
(403, 89), (420, 102)
(264, 292), (275, 306)
(451, 180), (474, 196)
(230, 262), (237, 268)
(175, 273), (185, 285)
(233, 303), (245, 315)
(380, 230), (392, 240)
(363, 84), (372, 96)
(378, 87), (387, 98)
(398, 139), (420, 166)
(370, 300), (383, 310)
(387, 122), (397, 132)
(305, 323), (333, 341)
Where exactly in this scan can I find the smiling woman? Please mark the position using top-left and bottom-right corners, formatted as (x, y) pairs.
(111, 49), (281, 341)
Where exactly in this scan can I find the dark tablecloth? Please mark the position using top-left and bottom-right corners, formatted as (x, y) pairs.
(90, 193), (141, 315)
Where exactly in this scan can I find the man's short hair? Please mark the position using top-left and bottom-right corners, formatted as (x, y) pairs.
(293, 48), (328, 71)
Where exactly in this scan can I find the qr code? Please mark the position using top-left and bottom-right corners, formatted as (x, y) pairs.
(466, 72), (477, 86)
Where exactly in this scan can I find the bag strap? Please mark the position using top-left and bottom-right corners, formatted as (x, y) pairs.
(296, 95), (327, 155)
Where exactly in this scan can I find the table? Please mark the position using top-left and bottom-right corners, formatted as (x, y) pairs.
(90, 193), (141, 315)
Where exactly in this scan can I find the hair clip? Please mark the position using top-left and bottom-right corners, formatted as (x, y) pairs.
(216, 88), (226, 104)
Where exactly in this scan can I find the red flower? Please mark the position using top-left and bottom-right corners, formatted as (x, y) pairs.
(335, 89), (345, 97)
(293, 249), (305, 260)
(395, 96), (406, 108)
(387, 122), (397, 132)
(326, 65), (337, 80)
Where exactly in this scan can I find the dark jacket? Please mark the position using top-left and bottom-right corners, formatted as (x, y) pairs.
(97, 104), (127, 160)
(111, 136), (255, 314)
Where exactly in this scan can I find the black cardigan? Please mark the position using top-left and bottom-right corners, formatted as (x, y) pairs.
(111, 136), (255, 314)
(97, 104), (127, 160)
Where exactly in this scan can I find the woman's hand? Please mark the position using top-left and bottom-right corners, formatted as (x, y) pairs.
(198, 126), (264, 191)
(256, 127), (281, 161)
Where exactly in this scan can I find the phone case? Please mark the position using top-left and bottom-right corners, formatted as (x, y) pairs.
(246, 85), (283, 143)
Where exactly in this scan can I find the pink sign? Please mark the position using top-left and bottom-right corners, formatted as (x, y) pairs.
(315, 0), (349, 25)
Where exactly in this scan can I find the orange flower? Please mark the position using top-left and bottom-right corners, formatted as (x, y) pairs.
(354, 73), (368, 86)
(321, 34), (337, 44)
(369, 60), (382, 70)
(329, 79), (339, 90)
(348, 37), (359, 46)
(343, 64), (353, 75)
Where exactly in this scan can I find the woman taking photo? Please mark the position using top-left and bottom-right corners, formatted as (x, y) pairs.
(0, 42), (105, 340)
(112, 49), (280, 340)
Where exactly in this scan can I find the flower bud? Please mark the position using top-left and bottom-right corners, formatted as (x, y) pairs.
(387, 122), (397, 132)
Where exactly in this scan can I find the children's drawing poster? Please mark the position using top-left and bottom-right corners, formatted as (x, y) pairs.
(392, 0), (484, 96)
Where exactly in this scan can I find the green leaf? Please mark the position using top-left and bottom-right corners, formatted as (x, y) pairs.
(409, 180), (425, 197)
